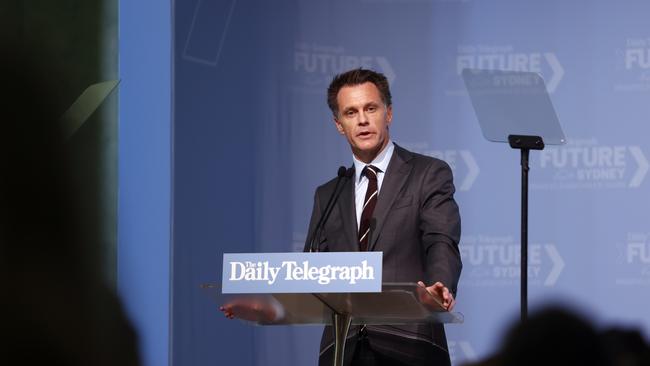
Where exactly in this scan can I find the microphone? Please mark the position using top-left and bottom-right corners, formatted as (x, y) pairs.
(308, 166), (352, 252)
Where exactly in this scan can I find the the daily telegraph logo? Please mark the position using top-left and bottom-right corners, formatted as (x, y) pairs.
(403, 142), (479, 191)
(222, 252), (382, 293)
(532, 138), (648, 190)
(614, 37), (650, 92)
(229, 260), (374, 285)
(460, 234), (565, 287)
(450, 44), (564, 95)
(294, 42), (395, 87)
(614, 232), (650, 286)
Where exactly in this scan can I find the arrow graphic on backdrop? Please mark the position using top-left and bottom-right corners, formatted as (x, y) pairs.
(459, 150), (480, 191)
(544, 244), (565, 286)
(449, 341), (477, 362)
(629, 146), (649, 187)
(458, 341), (477, 360)
(544, 53), (564, 93)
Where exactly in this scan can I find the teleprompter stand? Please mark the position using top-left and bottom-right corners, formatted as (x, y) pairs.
(216, 283), (463, 366)
(509, 134), (544, 321)
(462, 69), (566, 321)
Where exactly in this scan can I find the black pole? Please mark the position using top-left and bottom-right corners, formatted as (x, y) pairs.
(520, 148), (529, 322)
(508, 135), (544, 323)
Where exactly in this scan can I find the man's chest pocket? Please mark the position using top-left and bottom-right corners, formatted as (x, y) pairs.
(392, 195), (413, 210)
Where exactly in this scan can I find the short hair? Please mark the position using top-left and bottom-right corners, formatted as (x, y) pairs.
(327, 68), (392, 117)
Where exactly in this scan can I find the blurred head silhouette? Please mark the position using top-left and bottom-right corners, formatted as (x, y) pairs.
(497, 307), (609, 366)
(464, 306), (650, 366)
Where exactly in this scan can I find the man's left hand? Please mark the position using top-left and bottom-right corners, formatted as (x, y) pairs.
(417, 281), (456, 311)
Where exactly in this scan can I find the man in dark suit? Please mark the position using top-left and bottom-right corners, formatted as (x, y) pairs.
(305, 68), (462, 366)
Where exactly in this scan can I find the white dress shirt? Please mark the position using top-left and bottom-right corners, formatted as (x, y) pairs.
(352, 141), (395, 230)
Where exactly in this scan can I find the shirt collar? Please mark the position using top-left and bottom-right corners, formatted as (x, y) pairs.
(353, 140), (394, 183)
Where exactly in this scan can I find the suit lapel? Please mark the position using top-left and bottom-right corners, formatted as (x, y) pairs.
(369, 145), (412, 251)
(337, 171), (358, 251)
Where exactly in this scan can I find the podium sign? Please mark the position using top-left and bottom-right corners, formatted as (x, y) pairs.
(222, 252), (383, 294)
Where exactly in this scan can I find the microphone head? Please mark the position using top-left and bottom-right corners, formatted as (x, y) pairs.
(345, 167), (354, 178)
(337, 166), (347, 178)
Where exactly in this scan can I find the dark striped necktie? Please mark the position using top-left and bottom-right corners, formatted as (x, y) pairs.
(358, 165), (380, 251)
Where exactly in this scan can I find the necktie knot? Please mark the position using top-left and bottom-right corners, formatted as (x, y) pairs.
(362, 165), (380, 181)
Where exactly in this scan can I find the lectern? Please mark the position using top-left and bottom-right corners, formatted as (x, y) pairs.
(218, 283), (463, 366)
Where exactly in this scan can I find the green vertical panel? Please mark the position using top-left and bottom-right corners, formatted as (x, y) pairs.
(7, 0), (119, 286)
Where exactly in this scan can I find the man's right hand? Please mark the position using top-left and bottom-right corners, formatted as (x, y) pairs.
(219, 296), (280, 322)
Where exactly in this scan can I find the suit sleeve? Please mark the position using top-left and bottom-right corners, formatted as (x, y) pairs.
(419, 160), (462, 297)
(303, 189), (323, 252)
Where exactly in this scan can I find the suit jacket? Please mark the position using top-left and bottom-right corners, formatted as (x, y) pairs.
(304, 144), (462, 366)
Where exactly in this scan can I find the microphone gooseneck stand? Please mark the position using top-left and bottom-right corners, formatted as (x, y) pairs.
(306, 166), (353, 366)
(308, 166), (351, 253)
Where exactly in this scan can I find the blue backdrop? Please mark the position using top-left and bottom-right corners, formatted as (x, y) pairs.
(164, 0), (650, 365)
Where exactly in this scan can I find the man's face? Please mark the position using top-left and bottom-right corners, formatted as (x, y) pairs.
(334, 82), (392, 163)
